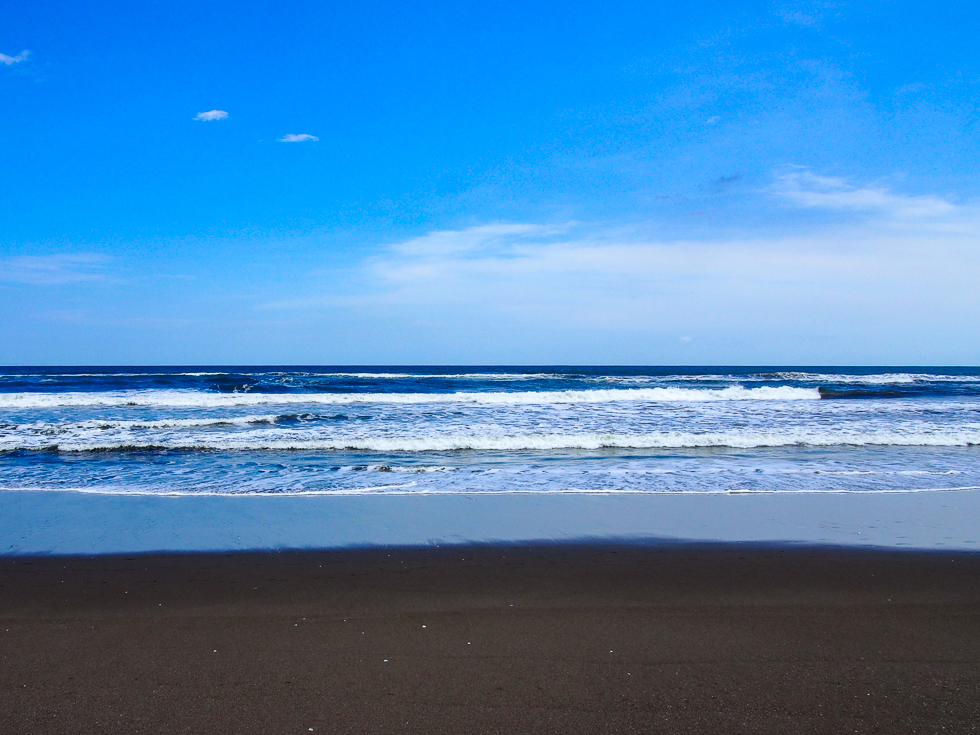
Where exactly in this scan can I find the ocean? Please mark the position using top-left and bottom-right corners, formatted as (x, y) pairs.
(1, 366), (978, 497)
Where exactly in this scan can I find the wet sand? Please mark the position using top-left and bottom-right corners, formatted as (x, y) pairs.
(6, 489), (980, 555)
(2, 542), (980, 734)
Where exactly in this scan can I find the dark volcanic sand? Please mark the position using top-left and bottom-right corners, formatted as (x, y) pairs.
(2, 543), (980, 734)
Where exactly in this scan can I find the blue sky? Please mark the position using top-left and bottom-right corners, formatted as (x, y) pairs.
(2, 0), (978, 365)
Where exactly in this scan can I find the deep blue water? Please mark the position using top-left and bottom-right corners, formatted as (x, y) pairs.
(1, 366), (978, 495)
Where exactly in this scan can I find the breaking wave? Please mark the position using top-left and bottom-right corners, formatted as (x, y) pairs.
(4, 368), (980, 499)
(6, 429), (980, 453)
(11, 414), (289, 432)
(0, 385), (820, 408)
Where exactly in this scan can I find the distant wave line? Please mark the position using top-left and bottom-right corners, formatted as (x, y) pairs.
(2, 371), (977, 384)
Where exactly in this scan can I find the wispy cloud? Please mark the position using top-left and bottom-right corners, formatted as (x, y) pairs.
(390, 223), (568, 258)
(258, 176), (980, 358)
(361, 224), (865, 322)
(279, 133), (319, 143)
(0, 50), (29, 65)
(194, 109), (228, 121)
(773, 170), (958, 219)
(0, 254), (115, 285)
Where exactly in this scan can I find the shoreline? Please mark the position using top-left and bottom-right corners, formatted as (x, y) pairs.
(3, 488), (980, 555)
(3, 542), (979, 733)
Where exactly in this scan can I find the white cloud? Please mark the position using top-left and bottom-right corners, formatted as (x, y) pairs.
(0, 254), (114, 285)
(773, 170), (958, 219)
(259, 194), (980, 355)
(254, 172), (980, 361)
(194, 110), (228, 121)
(365, 226), (860, 317)
(391, 223), (567, 258)
(0, 50), (29, 65)
(278, 133), (319, 143)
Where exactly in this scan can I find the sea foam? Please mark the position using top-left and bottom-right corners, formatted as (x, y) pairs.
(0, 385), (819, 408)
(6, 428), (980, 453)
(3, 367), (979, 497)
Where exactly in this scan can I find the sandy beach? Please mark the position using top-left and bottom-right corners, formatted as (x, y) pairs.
(3, 542), (979, 734)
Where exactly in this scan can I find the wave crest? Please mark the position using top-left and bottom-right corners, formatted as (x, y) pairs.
(5, 429), (979, 453)
(0, 385), (820, 408)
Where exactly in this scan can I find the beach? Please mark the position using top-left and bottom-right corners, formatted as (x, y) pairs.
(3, 542), (980, 734)
(3, 367), (980, 732)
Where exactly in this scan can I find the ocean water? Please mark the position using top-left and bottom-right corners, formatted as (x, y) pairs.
(0, 367), (978, 497)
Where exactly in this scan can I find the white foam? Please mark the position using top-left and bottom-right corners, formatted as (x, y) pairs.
(13, 414), (286, 432)
(6, 483), (980, 497)
(766, 372), (980, 385)
(0, 385), (820, 408)
(0, 372), (233, 378)
(367, 464), (455, 473)
(8, 428), (980, 452)
(0, 371), (565, 380)
(286, 372), (569, 380)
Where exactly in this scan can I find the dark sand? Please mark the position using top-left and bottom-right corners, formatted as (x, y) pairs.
(2, 543), (980, 734)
